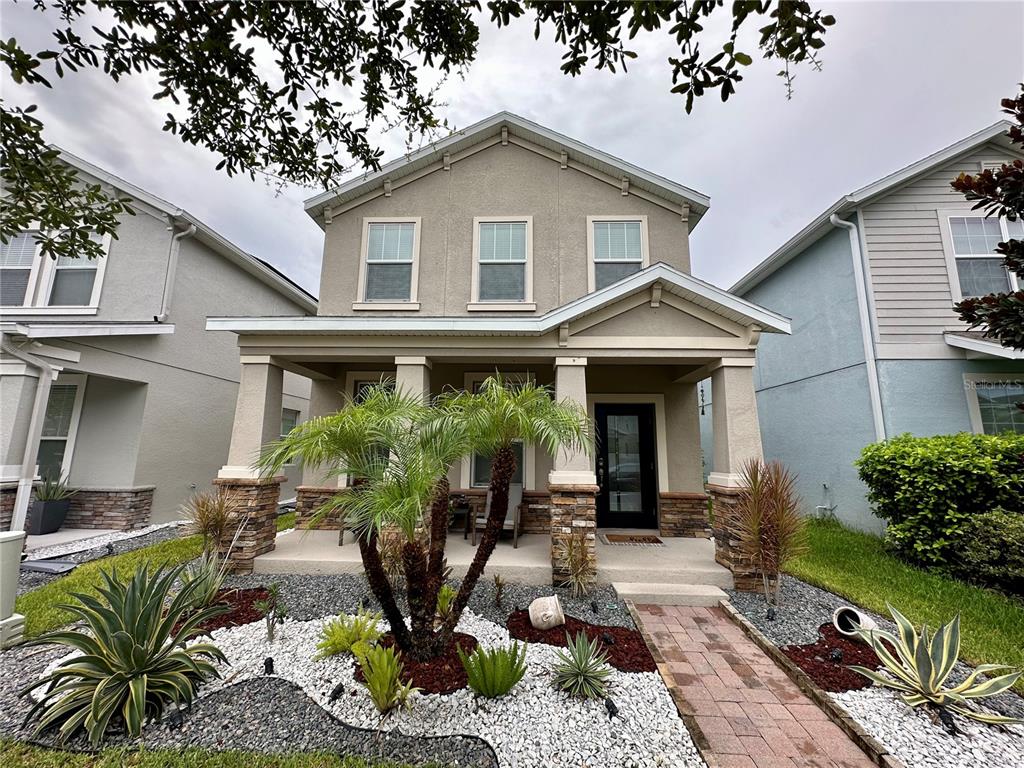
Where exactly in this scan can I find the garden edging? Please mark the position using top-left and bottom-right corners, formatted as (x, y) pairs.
(717, 599), (906, 768)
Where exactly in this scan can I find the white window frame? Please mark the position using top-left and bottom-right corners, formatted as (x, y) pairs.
(468, 216), (535, 311)
(37, 373), (87, 480)
(279, 406), (302, 467)
(460, 372), (537, 490)
(0, 229), (109, 315)
(938, 211), (1020, 302)
(353, 217), (421, 311)
(586, 215), (650, 293)
(963, 372), (1024, 435)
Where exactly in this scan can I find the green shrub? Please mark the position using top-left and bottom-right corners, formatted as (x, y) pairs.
(435, 584), (457, 623)
(552, 632), (611, 700)
(955, 508), (1024, 596)
(358, 645), (418, 715)
(316, 607), (383, 659)
(21, 565), (227, 746)
(457, 642), (527, 698)
(856, 432), (1024, 568)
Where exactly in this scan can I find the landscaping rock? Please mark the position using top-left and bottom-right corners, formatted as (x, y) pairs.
(528, 595), (565, 630)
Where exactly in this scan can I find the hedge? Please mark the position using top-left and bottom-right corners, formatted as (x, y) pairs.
(856, 432), (1024, 569)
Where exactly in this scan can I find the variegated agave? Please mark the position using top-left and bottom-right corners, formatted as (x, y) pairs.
(851, 604), (1022, 726)
(21, 564), (228, 745)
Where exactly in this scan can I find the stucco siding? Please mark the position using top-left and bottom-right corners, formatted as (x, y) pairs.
(69, 376), (146, 488)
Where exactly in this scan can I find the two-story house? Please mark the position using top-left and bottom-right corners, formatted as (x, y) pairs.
(729, 122), (1024, 533)
(207, 112), (791, 585)
(1, 150), (316, 534)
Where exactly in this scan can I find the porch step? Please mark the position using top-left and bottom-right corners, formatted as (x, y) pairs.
(612, 581), (728, 607)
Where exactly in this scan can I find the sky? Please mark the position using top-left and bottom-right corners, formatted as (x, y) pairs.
(3, 1), (1023, 295)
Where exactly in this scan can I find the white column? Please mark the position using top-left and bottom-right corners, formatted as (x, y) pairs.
(218, 358), (284, 479)
(548, 356), (596, 486)
(301, 378), (346, 487)
(394, 356), (431, 402)
(708, 362), (763, 488)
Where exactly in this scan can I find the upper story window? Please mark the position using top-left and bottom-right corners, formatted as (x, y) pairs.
(50, 254), (100, 306)
(588, 216), (649, 291)
(0, 232), (37, 306)
(947, 216), (1022, 298)
(0, 230), (108, 311)
(470, 217), (534, 309)
(355, 218), (421, 309)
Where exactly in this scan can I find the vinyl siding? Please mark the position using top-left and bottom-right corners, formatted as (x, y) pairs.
(861, 144), (1023, 344)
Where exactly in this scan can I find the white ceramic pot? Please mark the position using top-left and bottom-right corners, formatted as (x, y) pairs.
(528, 595), (565, 630)
(832, 605), (877, 640)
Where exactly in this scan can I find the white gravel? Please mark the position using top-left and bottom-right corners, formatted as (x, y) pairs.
(24, 521), (186, 561)
(832, 687), (1024, 768)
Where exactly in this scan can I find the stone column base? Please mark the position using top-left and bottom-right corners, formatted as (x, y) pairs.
(521, 491), (552, 534)
(658, 492), (711, 538)
(213, 476), (283, 574)
(295, 486), (343, 530)
(549, 484), (598, 585)
(708, 483), (762, 592)
(62, 487), (155, 531)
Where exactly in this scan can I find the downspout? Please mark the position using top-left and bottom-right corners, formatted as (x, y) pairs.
(830, 214), (886, 442)
(154, 218), (197, 322)
(0, 333), (59, 532)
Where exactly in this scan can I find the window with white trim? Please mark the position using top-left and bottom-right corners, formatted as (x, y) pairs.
(280, 408), (301, 439)
(49, 253), (100, 306)
(363, 222), (416, 302)
(472, 442), (525, 486)
(477, 221), (528, 301)
(465, 374), (531, 487)
(589, 217), (647, 291)
(948, 216), (1021, 298)
(37, 377), (85, 480)
(0, 231), (38, 306)
(972, 380), (1024, 434)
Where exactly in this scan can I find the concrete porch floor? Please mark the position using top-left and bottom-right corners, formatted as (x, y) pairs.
(253, 528), (734, 592)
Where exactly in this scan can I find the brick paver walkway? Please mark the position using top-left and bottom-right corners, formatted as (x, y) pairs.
(634, 604), (876, 768)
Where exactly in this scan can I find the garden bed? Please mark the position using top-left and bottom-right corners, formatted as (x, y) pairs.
(506, 610), (656, 672)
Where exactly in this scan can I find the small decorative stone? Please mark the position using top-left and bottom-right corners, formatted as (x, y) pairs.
(528, 595), (565, 630)
(264, 657), (274, 675)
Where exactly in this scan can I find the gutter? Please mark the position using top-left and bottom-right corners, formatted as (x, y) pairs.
(154, 218), (197, 322)
(0, 333), (60, 532)
(829, 214), (886, 442)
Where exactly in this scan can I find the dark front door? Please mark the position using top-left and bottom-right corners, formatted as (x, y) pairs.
(594, 403), (658, 528)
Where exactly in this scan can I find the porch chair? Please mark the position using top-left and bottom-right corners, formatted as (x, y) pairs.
(472, 483), (523, 548)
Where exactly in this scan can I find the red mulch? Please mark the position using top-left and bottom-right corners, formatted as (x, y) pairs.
(185, 588), (270, 634)
(354, 633), (479, 695)
(505, 610), (656, 673)
(780, 622), (883, 692)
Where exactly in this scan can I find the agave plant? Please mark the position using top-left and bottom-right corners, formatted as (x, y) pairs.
(177, 550), (231, 611)
(552, 631), (612, 700)
(851, 604), (1022, 727)
(21, 565), (228, 745)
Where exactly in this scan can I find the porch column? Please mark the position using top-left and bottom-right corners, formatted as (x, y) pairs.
(216, 357), (285, 574)
(297, 378), (346, 531)
(660, 381), (711, 538)
(707, 361), (764, 591)
(548, 357), (598, 585)
(394, 356), (431, 402)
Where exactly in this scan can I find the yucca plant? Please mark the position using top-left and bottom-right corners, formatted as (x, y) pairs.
(34, 474), (77, 501)
(554, 530), (596, 597)
(457, 642), (528, 698)
(851, 604), (1023, 728)
(20, 565), (227, 746)
(358, 644), (418, 716)
(552, 631), (612, 700)
(180, 489), (240, 555)
(316, 607), (382, 659)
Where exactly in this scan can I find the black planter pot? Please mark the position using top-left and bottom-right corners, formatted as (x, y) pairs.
(27, 499), (71, 535)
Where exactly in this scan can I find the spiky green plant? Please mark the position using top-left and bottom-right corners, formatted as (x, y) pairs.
(178, 550), (230, 611)
(20, 565), (227, 746)
(358, 644), (418, 715)
(554, 530), (596, 597)
(33, 474), (76, 501)
(851, 604), (1023, 726)
(552, 632), (612, 700)
(435, 584), (457, 624)
(180, 488), (240, 555)
(457, 642), (528, 698)
(315, 607), (382, 659)
(253, 583), (287, 643)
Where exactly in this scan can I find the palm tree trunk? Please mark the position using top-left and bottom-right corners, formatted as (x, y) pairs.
(436, 444), (515, 646)
(357, 528), (411, 650)
(402, 539), (438, 660)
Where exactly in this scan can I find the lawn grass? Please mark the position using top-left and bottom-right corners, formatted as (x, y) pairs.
(14, 535), (204, 638)
(0, 740), (438, 767)
(788, 518), (1024, 689)
(276, 510), (296, 532)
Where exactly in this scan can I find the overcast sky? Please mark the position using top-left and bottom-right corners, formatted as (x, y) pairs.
(3, 1), (1023, 295)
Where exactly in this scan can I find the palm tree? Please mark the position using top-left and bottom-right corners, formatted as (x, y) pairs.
(258, 376), (590, 661)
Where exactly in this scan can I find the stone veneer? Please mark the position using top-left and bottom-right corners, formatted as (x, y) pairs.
(294, 486), (344, 531)
(658, 492), (711, 538)
(0, 485), (16, 530)
(1, 484), (152, 532)
(708, 483), (762, 592)
(520, 490), (551, 534)
(214, 476), (284, 574)
(549, 484), (598, 584)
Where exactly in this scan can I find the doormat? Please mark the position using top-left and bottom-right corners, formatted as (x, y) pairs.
(599, 534), (664, 547)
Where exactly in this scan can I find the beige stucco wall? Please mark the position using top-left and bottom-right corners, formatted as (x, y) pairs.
(318, 141), (691, 316)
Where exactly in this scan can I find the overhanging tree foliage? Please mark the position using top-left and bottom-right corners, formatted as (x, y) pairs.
(951, 86), (1024, 351)
(2, 0), (835, 262)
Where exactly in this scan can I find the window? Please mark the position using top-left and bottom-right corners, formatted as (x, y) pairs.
(280, 408), (300, 439)
(37, 376), (85, 480)
(476, 221), (528, 301)
(588, 216), (648, 291)
(359, 220), (419, 304)
(49, 254), (99, 306)
(353, 377), (395, 403)
(947, 216), (1021, 298)
(0, 229), (109, 311)
(966, 375), (1024, 435)
(462, 373), (534, 488)
(471, 443), (525, 487)
(0, 231), (38, 306)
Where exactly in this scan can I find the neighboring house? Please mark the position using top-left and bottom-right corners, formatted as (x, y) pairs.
(727, 122), (1024, 533)
(206, 112), (791, 581)
(0, 150), (317, 531)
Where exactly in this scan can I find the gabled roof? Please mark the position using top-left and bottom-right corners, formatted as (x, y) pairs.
(730, 121), (1019, 295)
(57, 149), (318, 313)
(206, 262), (790, 336)
(303, 112), (710, 227)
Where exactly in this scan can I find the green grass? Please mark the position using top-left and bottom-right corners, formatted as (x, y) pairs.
(276, 510), (296, 531)
(788, 518), (1024, 689)
(0, 740), (437, 767)
(14, 535), (204, 638)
